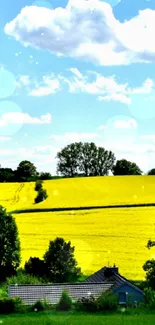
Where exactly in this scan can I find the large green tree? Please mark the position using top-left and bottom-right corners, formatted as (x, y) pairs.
(148, 169), (155, 175)
(143, 239), (155, 289)
(56, 142), (82, 177)
(56, 142), (115, 177)
(113, 159), (142, 175)
(16, 160), (38, 181)
(0, 206), (21, 280)
(44, 237), (81, 282)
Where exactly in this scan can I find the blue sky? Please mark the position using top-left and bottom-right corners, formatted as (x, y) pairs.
(0, 0), (155, 174)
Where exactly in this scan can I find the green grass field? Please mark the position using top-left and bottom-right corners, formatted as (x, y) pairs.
(1, 312), (155, 325)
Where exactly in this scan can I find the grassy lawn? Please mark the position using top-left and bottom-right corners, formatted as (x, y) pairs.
(1, 312), (155, 325)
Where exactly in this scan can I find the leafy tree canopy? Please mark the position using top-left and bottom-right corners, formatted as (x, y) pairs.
(57, 142), (115, 177)
(148, 169), (155, 175)
(0, 206), (21, 280)
(113, 159), (142, 175)
(44, 237), (81, 283)
(16, 160), (38, 181)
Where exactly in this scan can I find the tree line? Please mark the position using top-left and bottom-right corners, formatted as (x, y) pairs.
(0, 142), (155, 182)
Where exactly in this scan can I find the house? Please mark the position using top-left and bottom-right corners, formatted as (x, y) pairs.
(8, 265), (144, 306)
(84, 265), (144, 305)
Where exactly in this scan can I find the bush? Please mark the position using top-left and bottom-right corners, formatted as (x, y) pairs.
(13, 297), (26, 313)
(24, 257), (46, 278)
(35, 188), (48, 204)
(32, 300), (47, 312)
(57, 290), (72, 311)
(97, 290), (118, 311)
(0, 297), (25, 314)
(75, 295), (98, 313)
(7, 273), (44, 285)
(35, 180), (43, 191)
(144, 288), (155, 309)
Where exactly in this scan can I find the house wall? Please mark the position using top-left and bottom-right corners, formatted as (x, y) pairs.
(113, 284), (144, 305)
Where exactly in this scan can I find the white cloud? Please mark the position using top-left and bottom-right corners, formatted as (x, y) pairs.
(98, 93), (131, 104)
(141, 134), (155, 141)
(130, 78), (154, 95)
(29, 76), (60, 97)
(97, 125), (105, 130)
(0, 112), (52, 126)
(114, 118), (137, 129)
(4, 0), (155, 66)
(50, 132), (100, 143)
(16, 75), (31, 87)
(16, 74), (60, 97)
(0, 136), (12, 141)
(63, 69), (130, 104)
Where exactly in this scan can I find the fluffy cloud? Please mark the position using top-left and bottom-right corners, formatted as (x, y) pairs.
(114, 118), (137, 129)
(16, 74), (60, 97)
(50, 132), (100, 143)
(29, 76), (60, 97)
(0, 112), (52, 125)
(4, 0), (155, 66)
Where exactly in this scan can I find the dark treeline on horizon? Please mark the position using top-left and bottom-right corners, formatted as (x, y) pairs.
(0, 142), (155, 182)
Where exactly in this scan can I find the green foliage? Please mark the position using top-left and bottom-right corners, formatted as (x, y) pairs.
(148, 169), (155, 175)
(32, 299), (50, 312)
(0, 297), (25, 314)
(113, 159), (142, 175)
(24, 257), (46, 278)
(0, 167), (16, 182)
(75, 295), (98, 313)
(13, 297), (26, 313)
(35, 188), (48, 203)
(56, 142), (115, 177)
(7, 272), (44, 285)
(0, 206), (21, 281)
(39, 172), (52, 180)
(35, 180), (43, 191)
(97, 290), (118, 311)
(16, 160), (38, 182)
(57, 290), (72, 311)
(144, 288), (155, 309)
(143, 259), (155, 290)
(43, 237), (81, 283)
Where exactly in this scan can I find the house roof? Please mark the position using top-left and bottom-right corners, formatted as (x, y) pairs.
(8, 282), (113, 306)
(84, 267), (143, 294)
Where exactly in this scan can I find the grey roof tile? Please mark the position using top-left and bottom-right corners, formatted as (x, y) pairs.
(9, 282), (113, 305)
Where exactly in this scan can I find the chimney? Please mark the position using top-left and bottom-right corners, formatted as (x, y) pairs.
(104, 264), (119, 278)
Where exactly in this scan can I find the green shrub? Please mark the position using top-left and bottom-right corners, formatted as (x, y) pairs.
(7, 273), (44, 285)
(75, 295), (98, 313)
(31, 299), (51, 312)
(24, 257), (46, 278)
(35, 188), (48, 204)
(57, 290), (72, 311)
(32, 300), (45, 312)
(13, 297), (26, 313)
(97, 290), (118, 311)
(35, 180), (43, 191)
(144, 288), (155, 309)
(0, 297), (25, 314)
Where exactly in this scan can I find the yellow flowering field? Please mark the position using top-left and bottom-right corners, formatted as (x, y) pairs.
(13, 207), (155, 280)
(1, 175), (155, 211)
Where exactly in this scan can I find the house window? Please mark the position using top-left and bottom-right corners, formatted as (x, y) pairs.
(119, 292), (126, 304)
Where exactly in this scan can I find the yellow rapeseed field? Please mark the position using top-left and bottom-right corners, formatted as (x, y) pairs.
(13, 207), (155, 280)
(1, 175), (155, 211)
(0, 175), (155, 280)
